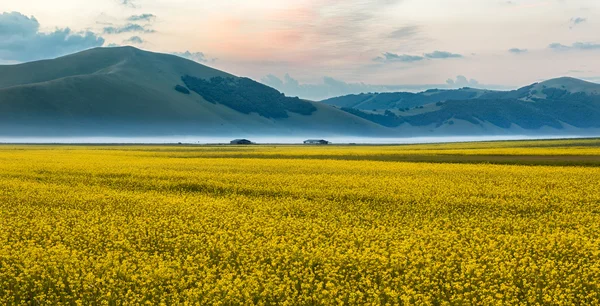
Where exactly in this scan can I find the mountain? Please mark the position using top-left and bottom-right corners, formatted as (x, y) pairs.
(322, 77), (600, 111)
(0, 47), (386, 137)
(321, 87), (494, 110)
(2, 47), (599, 138)
(322, 77), (600, 135)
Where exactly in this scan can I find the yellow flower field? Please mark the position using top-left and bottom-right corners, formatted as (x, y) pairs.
(1, 140), (599, 305)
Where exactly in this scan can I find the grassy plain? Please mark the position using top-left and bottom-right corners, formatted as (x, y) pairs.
(1, 139), (599, 305)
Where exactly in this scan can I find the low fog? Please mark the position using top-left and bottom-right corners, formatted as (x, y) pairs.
(0, 135), (595, 144)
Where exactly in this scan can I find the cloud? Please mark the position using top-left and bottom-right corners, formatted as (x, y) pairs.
(0, 11), (105, 62)
(424, 50), (463, 59)
(173, 51), (216, 63)
(387, 25), (420, 39)
(103, 24), (155, 34)
(446, 76), (479, 88)
(120, 0), (136, 7)
(128, 14), (156, 22)
(567, 70), (591, 74)
(262, 74), (502, 100)
(255, 0), (407, 61)
(549, 42), (600, 51)
(569, 17), (587, 28)
(123, 36), (143, 44)
(374, 50), (463, 63)
(508, 48), (528, 54)
(262, 74), (285, 88)
(0, 11), (39, 36)
(548, 43), (570, 50)
(262, 73), (392, 100)
(374, 52), (424, 63)
(572, 42), (600, 50)
(261, 74), (514, 101)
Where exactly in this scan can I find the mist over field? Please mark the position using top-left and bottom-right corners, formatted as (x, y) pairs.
(0, 135), (596, 144)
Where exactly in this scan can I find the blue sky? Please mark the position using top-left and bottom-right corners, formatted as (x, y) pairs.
(1, 0), (599, 99)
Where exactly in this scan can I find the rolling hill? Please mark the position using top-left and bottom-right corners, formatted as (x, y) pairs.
(1, 47), (600, 138)
(322, 87), (493, 111)
(323, 77), (600, 135)
(0, 47), (387, 137)
(322, 77), (600, 111)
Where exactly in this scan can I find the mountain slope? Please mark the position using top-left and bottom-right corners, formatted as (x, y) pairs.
(325, 77), (600, 134)
(537, 77), (600, 94)
(0, 47), (387, 136)
(3, 48), (599, 138)
(321, 87), (495, 110)
(322, 77), (600, 110)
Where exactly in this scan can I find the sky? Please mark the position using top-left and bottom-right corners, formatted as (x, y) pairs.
(1, 0), (600, 100)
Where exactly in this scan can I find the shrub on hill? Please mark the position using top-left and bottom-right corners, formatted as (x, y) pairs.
(182, 76), (317, 119)
(534, 93), (600, 128)
(407, 99), (562, 129)
(324, 89), (483, 110)
(341, 107), (405, 127)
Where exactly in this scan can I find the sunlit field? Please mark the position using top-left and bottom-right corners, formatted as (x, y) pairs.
(1, 139), (600, 305)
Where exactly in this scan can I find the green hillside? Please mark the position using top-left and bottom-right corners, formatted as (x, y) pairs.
(2, 47), (599, 137)
(0, 47), (387, 136)
(328, 78), (600, 131)
(322, 88), (493, 110)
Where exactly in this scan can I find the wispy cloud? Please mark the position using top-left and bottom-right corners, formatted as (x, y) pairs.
(373, 52), (424, 63)
(572, 42), (600, 50)
(261, 73), (412, 100)
(508, 48), (528, 54)
(173, 51), (216, 63)
(261, 73), (507, 100)
(128, 14), (156, 22)
(549, 43), (570, 50)
(120, 0), (136, 8)
(387, 25), (420, 39)
(229, 0), (407, 62)
(424, 51), (463, 59)
(103, 24), (155, 34)
(549, 42), (600, 51)
(374, 50), (463, 63)
(123, 36), (143, 44)
(569, 17), (587, 29)
(446, 75), (479, 88)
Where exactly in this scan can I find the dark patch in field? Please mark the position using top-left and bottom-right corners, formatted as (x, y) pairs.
(165, 153), (600, 167)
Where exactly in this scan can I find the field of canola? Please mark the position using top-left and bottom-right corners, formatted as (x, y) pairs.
(1, 139), (600, 305)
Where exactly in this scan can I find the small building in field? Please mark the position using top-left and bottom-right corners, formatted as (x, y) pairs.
(230, 139), (253, 145)
(303, 139), (330, 145)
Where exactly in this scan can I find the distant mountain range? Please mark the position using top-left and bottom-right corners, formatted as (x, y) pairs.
(322, 77), (600, 135)
(1, 46), (599, 137)
(0, 47), (385, 137)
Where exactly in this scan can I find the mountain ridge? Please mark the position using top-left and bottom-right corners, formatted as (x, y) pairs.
(322, 77), (600, 110)
(0, 47), (388, 137)
(1, 47), (600, 137)
(322, 77), (600, 133)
